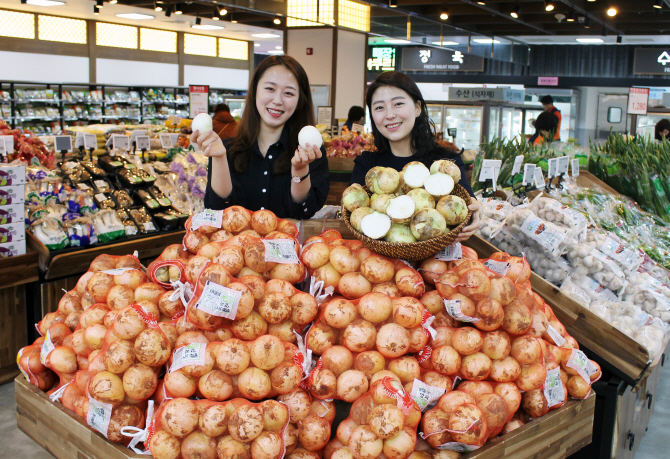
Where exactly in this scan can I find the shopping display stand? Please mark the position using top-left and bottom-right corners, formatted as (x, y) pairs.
(326, 156), (355, 206)
(0, 250), (39, 385)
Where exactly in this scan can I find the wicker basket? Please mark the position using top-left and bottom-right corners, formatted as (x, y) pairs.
(342, 184), (473, 261)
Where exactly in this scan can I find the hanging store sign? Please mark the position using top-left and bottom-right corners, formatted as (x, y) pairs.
(189, 85), (209, 118)
(538, 77), (559, 86)
(401, 47), (484, 72)
(367, 47), (396, 72)
(633, 48), (670, 75)
(448, 87), (524, 103)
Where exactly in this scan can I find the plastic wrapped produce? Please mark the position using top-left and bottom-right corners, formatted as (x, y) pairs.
(529, 196), (589, 233)
(504, 208), (578, 257)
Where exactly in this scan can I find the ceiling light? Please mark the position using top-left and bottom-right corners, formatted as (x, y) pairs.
(192, 24), (224, 30)
(510, 6), (521, 18)
(567, 10), (575, 21)
(273, 18), (281, 24)
(231, 20), (237, 23)
(585, 17), (592, 28)
(476, 1), (485, 4)
(276, 46), (282, 49)
(389, 0), (397, 7)
(254, 43), (260, 47)
(165, 7), (171, 17)
(607, 7), (617, 16)
(116, 13), (155, 20)
(93, 5), (99, 14)
(155, 6), (162, 11)
(473, 38), (500, 44)
(24, 0), (65, 5)
(432, 41), (459, 45)
(384, 39), (411, 44)
(219, 8), (227, 15)
(109, 0), (117, 3)
(544, 1), (555, 11)
(268, 50), (284, 54)
(96, 0), (103, 7)
(195, 17), (201, 25)
(576, 38), (604, 42)
(617, 35), (622, 43)
(175, 3), (183, 14)
(655, 0), (663, 7)
(587, 0), (595, 2)
(213, 12), (219, 20)
(252, 33), (281, 38)
(440, 13), (449, 20)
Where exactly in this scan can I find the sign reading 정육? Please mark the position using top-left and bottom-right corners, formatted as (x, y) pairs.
(401, 47), (484, 72)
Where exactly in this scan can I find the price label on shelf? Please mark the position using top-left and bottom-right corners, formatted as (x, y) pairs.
(558, 156), (570, 175)
(111, 135), (130, 150)
(511, 155), (524, 175)
(534, 167), (545, 188)
(0, 135), (14, 152)
(522, 164), (536, 186)
(628, 87), (649, 115)
(160, 134), (174, 149)
(136, 135), (150, 150)
(571, 159), (580, 177)
(547, 158), (558, 178)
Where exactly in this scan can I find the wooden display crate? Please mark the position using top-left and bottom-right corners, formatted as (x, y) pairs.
(15, 375), (595, 459)
(327, 156), (355, 171)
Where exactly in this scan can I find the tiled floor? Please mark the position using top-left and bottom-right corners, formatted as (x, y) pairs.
(1, 365), (669, 459)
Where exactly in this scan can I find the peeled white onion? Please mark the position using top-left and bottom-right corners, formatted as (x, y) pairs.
(192, 113), (213, 134)
(299, 126), (323, 150)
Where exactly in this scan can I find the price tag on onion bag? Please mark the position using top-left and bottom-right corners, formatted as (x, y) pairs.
(566, 349), (591, 383)
(483, 259), (510, 276)
(381, 377), (414, 415)
(586, 360), (599, 379)
(547, 158), (558, 178)
(534, 167), (545, 188)
(40, 330), (55, 365)
(410, 379), (446, 412)
(511, 155), (524, 175)
(599, 237), (641, 271)
(194, 280), (242, 319)
(190, 209), (223, 231)
(437, 443), (481, 453)
(170, 343), (207, 372)
(558, 156), (570, 175)
(519, 213), (566, 254)
(544, 368), (565, 408)
(102, 267), (140, 276)
(443, 299), (480, 323)
(435, 243), (462, 261)
(545, 324), (566, 347)
(522, 164), (536, 186)
(87, 396), (113, 438)
(263, 239), (299, 264)
(571, 159), (580, 177)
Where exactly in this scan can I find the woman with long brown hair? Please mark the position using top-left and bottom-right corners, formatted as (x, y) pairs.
(191, 55), (330, 218)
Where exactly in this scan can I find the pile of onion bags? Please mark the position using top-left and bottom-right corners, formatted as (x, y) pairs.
(301, 231), (426, 301)
(148, 397), (293, 459)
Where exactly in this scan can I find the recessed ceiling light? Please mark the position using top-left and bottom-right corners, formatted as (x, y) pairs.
(109, 0), (117, 3)
(192, 24), (224, 30)
(440, 13), (448, 20)
(175, 3), (183, 14)
(116, 13), (155, 20)
(432, 41), (459, 45)
(25, 0), (64, 5)
(654, 0), (663, 8)
(389, 0), (397, 7)
(219, 8), (227, 15)
(268, 50), (284, 54)
(155, 6), (162, 12)
(576, 38), (604, 43)
(477, 1), (485, 4)
(273, 18), (281, 24)
(275, 46), (282, 49)
(96, 0), (103, 7)
(544, 1), (555, 11)
(510, 6), (521, 18)
(607, 7), (617, 16)
(384, 39), (411, 44)
(254, 43), (260, 47)
(473, 39), (500, 44)
(251, 33), (281, 38)
(93, 5), (99, 14)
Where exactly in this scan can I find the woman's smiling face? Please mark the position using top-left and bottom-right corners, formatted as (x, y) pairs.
(255, 64), (299, 130)
(370, 85), (421, 145)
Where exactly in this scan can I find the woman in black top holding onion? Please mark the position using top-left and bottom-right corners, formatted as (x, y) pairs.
(351, 71), (481, 242)
(192, 55), (329, 219)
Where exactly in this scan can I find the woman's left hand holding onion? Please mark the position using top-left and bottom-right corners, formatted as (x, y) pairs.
(454, 199), (481, 243)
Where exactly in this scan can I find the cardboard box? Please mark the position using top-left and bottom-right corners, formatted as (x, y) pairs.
(0, 239), (26, 257)
(0, 185), (25, 205)
(0, 222), (24, 243)
(0, 204), (25, 225)
(0, 165), (25, 186)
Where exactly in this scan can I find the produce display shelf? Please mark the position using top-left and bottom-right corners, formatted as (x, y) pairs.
(15, 375), (595, 459)
(327, 156), (356, 172)
(0, 249), (39, 289)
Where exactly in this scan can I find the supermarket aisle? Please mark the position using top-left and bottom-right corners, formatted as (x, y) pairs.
(635, 362), (670, 458)
(0, 381), (53, 458)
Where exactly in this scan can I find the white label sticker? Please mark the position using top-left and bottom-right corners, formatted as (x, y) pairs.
(77, 183), (90, 190)
(101, 267), (139, 276)
(534, 167), (545, 188)
(40, 330), (55, 365)
(478, 166), (495, 182)
(635, 310), (654, 327)
(571, 159), (580, 177)
(170, 343), (207, 373)
(410, 379), (446, 412)
(566, 349), (591, 383)
(94, 180), (108, 189)
(523, 164), (536, 186)
(546, 324), (566, 347)
(512, 155), (524, 175)
(262, 239), (299, 264)
(95, 193), (107, 202)
(558, 156), (570, 175)
(190, 209), (223, 231)
(87, 396), (113, 438)
(144, 222), (156, 231)
(544, 367), (565, 408)
(443, 299), (480, 323)
(435, 243), (462, 261)
(590, 249), (625, 279)
(586, 360), (598, 378)
(125, 225), (137, 236)
(519, 213), (567, 253)
(437, 443), (481, 453)
(548, 158), (558, 178)
(484, 259), (510, 276)
(599, 237), (640, 271)
(194, 280), (242, 319)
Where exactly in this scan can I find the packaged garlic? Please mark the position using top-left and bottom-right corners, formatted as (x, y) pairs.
(529, 196), (589, 233)
(505, 208), (578, 257)
(480, 198), (514, 222)
(566, 244), (626, 292)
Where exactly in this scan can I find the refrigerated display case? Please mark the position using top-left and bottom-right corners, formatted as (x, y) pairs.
(225, 98), (245, 119)
(427, 104), (443, 134)
(524, 89), (580, 142)
(444, 106), (483, 151)
(635, 111), (670, 140)
(501, 107), (523, 141)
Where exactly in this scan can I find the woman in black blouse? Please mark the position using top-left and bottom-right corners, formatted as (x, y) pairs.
(192, 55), (329, 219)
(351, 71), (480, 242)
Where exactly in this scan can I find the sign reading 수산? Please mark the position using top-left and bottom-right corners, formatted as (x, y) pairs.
(634, 48), (670, 75)
(401, 47), (484, 72)
(448, 87), (524, 103)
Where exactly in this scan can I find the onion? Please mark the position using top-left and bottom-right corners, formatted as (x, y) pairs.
(461, 352), (492, 381)
(515, 363), (547, 392)
(269, 263), (306, 284)
(421, 409), (452, 448)
(490, 356), (521, 382)
(250, 431), (283, 459)
(474, 298), (504, 331)
(290, 293), (319, 325)
(358, 293), (392, 324)
(337, 418), (360, 445)
(278, 388), (312, 423)
(481, 330), (511, 360)
(458, 269), (491, 301)
(238, 367), (272, 400)
(336, 369), (369, 402)
(395, 268), (425, 298)
(164, 370), (197, 398)
(419, 259), (448, 286)
(452, 327), (483, 356)
(387, 356), (421, 383)
(307, 322), (339, 355)
(506, 257), (531, 284)
(249, 335), (285, 371)
(149, 430), (181, 459)
(59, 290), (83, 315)
(353, 351), (386, 379)
(103, 339), (135, 373)
(383, 427), (416, 459)
(369, 404), (404, 439)
(431, 326), (455, 347)
(392, 297), (424, 329)
(371, 282), (401, 298)
(342, 319), (377, 353)
(228, 404), (265, 443)
(489, 276), (516, 306)
(270, 362), (303, 395)
(448, 293), (476, 317)
(302, 242), (331, 270)
(216, 436), (251, 459)
(212, 246), (245, 276)
(476, 393), (508, 438)
(133, 328), (170, 366)
(348, 426), (383, 459)
(198, 404), (229, 438)
(407, 326), (430, 353)
(313, 262), (342, 290)
(376, 324), (410, 358)
(494, 382), (522, 416)
(299, 415), (331, 452)
(502, 299), (532, 336)
(510, 335), (541, 365)
(231, 311), (268, 341)
(321, 346), (354, 377)
(567, 375), (591, 399)
(123, 363), (157, 400)
(502, 417), (525, 435)
(437, 391), (475, 418)
(449, 404), (487, 445)
(298, 125), (323, 149)
(112, 306), (147, 340)
(89, 371), (125, 406)
(522, 389), (548, 418)
(330, 246), (361, 275)
(436, 272), (460, 299)
(221, 206), (252, 233)
(324, 299), (358, 329)
(360, 256), (395, 284)
(107, 404), (144, 444)
(198, 370), (233, 401)
(430, 345), (461, 375)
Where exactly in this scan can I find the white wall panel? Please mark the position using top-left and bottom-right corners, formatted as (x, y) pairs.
(97, 59), (178, 86)
(335, 30), (366, 120)
(183, 65), (249, 90)
(287, 29), (333, 86)
(0, 51), (88, 83)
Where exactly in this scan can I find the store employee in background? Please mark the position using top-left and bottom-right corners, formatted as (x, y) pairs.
(350, 71), (481, 243)
(529, 111), (559, 146)
(343, 105), (366, 132)
(191, 55), (330, 219)
(540, 95), (561, 141)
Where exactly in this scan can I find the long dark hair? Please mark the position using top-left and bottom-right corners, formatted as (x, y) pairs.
(655, 118), (670, 141)
(228, 55), (314, 174)
(365, 71), (439, 163)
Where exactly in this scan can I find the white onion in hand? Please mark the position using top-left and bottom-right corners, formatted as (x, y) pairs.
(298, 125), (323, 150)
(192, 113), (213, 133)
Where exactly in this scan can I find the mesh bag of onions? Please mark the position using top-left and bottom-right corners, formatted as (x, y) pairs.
(163, 334), (305, 402)
(17, 337), (57, 392)
(147, 243), (191, 288)
(301, 231), (426, 301)
(277, 387), (336, 457)
(147, 397), (293, 459)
